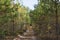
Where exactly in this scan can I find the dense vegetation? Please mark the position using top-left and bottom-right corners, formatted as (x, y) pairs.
(30, 0), (60, 39)
(0, 0), (60, 40)
(0, 0), (30, 35)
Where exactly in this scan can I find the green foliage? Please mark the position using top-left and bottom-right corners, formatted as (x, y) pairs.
(30, 0), (60, 36)
(0, 0), (30, 35)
